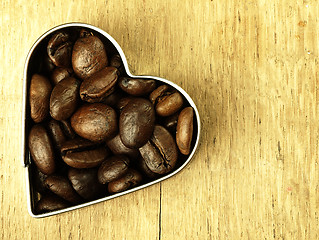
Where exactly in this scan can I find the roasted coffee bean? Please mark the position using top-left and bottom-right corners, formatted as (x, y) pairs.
(50, 77), (80, 120)
(47, 31), (73, 67)
(80, 66), (119, 103)
(136, 156), (159, 179)
(72, 34), (108, 79)
(61, 138), (110, 168)
(153, 89), (183, 117)
(68, 168), (104, 200)
(51, 67), (73, 85)
(42, 54), (55, 73)
(47, 119), (67, 149)
(60, 120), (76, 139)
(28, 124), (55, 175)
(116, 96), (134, 111)
(108, 169), (142, 193)
(36, 194), (70, 213)
(29, 74), (52, 123)
(176, 107), (194, 155)
(110, 54), (125, 75)
(110, 54), (122, 69)
(163, 112), (179, 134)
(45, 175), (83, 204)
(32, 167), (48, 194)
(139, 125), (178, 174)
(98, 155), (130, 184)
(102, 89), (126, 108)
(119, 98), (155, 148)
(118, 77), (156, 96)
(149, 85), (169, 104)
(155, 91), (183, 117)
(150, 85), (184, 117)
(71, 103), (118, 142)
(106, 134), (139, 159)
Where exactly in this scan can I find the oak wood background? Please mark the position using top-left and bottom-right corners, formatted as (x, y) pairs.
(1, 0), (319, 239)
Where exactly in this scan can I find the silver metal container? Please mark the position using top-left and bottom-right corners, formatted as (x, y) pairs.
(22, 23), (201, 218)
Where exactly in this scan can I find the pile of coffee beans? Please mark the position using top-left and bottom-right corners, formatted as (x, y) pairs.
(27, 28), (196, 214)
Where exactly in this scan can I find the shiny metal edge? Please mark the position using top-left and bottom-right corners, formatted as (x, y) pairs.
(23, 23), (201, 218)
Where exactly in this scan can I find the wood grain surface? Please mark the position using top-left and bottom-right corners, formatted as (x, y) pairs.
(1, 0), (319, 239)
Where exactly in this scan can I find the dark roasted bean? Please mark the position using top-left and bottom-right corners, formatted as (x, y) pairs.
(176, 107), (194, 155)
(163, 112), (179, 134)
(50, 77), (80, 120)
(139, 125), (178, 174)
(36, 194), (70, 213)
(72, 34), (108, 79)
(150, 85), (183, 116)
(61, 138), (110, 168)
(50, 67), (73, 85)
(80, 66), (119, 103)
(47, 119), (67, 149)
(119, 98), (155, 148)
(108, 169), (142, 193)
(68, 168), (105, 200)
(71, 103), (118, 142)
(28, 124), (55, 175)
(47, 31), (73, 67)
(118, 77), (156, 96)
(29, 74), (52, 123)
(106, 134), (140, 159)
(45, 175), (83, 204)
(98, 155), (130, 184)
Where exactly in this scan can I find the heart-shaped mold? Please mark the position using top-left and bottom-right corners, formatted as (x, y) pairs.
(22, 23), (201, 218)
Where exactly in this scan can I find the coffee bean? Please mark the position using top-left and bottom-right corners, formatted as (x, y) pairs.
(176, 107), (194, 155)
(119, 98), (155, 148)
(50, 67), (73, 85)
(156, 92), (183, 117)
(72, 34), (108, 79)
(108, 169), (142, 193)
(106, 134), (140, 159)
(60, 120), (76, 139)
(61, 138), (110, 168)
(50, 77), (80, 120)
(116, 96), (134, 111)
(110, 54), (125, 75)
(32, 167), (48, 194)
(71, 103), (118, 142)
(47, 31), (73, 67)
(47, 119), (67, 149)
(29, 74), (52, 123)
(80, 66), (119, 103)
(68, 168), (105, 200)
(45, 175), (83, 204)
(139, 125), (178, 174)
(118, 77), (156, 96)
(149, 85), (169, 104)
(163, 112), (179, 134)
(28, 124), (55, 175)
(110, 54), (123, 69)
(42, 54), (55, 73)
(102, 89), (126, 108)
(98, 155), (130, 184)
(36, 194), (70, 213)
(150, 85), (184, 116)
(136, 156), (159, 179)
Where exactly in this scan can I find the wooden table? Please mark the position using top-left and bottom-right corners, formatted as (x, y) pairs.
(1, 0), (319, 239)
